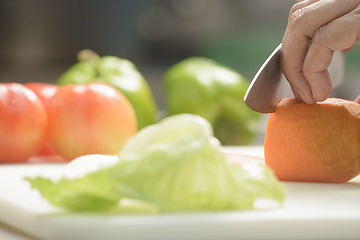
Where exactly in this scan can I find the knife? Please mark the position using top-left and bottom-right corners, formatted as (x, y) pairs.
(243, 43), (344, 113)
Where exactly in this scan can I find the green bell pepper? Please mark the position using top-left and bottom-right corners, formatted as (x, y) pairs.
(163, 57), (259, 145)
(57, 50), (157, 129)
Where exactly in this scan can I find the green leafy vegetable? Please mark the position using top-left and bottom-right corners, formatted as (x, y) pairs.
(27, 114), (285, 212)
(229, 162), (286, 209)
(26, 154), (122, 211)
(109, 114), (285, 212)
(26, 169), (120, 211)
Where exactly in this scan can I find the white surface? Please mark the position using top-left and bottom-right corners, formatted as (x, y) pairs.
(1, 146), (360, 240)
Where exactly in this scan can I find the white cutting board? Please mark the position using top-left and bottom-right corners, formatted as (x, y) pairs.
(1, 146), (360, 240)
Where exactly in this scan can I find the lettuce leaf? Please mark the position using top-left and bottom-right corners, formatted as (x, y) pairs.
(27, 114), (285, 212)
(229, 161), (285, 209)
(26, 168), (120, 211)
(26, 154), (122, 211)
(109, 114), (285, 212)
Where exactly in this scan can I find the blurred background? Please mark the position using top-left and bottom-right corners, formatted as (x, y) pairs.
(0, 0), (359, 111)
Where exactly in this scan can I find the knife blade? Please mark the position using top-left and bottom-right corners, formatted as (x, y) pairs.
(243, 43), (344, 113)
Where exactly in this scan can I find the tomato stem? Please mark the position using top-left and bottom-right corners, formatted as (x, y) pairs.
(77, 49), (99, 62)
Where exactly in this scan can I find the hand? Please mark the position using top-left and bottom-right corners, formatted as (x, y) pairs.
(281, 0), (360, 104)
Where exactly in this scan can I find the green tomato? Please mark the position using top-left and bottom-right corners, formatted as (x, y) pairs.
(163, 57), (260, 145)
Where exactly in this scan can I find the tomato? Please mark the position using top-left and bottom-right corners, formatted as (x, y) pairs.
(24, 82), (57, 107)
(0, 83), (47, 163)
(47, 83), (137, 160)
(24, 83), (58, 157)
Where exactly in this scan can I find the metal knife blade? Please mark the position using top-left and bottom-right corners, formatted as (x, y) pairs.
(243, 43), (344, 113)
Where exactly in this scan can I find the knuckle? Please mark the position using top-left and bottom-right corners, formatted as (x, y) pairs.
(311, 27), (326, 45)
(288, 8), (307, 31)
(351, 3), (360, 13)
(348, 4), (360, 43)
(289, 2), (303, 18)
(347, 4), (360, 21)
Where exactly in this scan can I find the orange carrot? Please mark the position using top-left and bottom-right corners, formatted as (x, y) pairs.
(264, 98), (360, 183)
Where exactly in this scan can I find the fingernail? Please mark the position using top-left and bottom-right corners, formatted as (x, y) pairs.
(311, 85), (331, 102)
(311, 88), (322, 102)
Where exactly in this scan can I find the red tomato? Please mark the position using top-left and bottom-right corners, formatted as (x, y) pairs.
(0, 83), (47, 163)
(24, 82), (57, 106)
(24, 83), (58, 157)
(47, 83), (137, 160)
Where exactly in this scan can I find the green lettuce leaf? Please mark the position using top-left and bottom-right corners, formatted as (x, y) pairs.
(26, 155), (122, 211)
(110, 114), (285, 212)
(229, 161), (286, 209)
(26, 169), (120, 211)
(27, 114), (285, 212)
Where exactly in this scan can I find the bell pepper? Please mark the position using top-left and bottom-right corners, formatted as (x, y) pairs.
(163, 57), (259, 145)
(57, 50), (157, 129)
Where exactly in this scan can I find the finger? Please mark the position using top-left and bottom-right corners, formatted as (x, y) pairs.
(303, 5), (360, 101)
(283, 0), (321, 45)
(288, 0), (359, 37)
(281, 44), (314, 103)
(282, 0), (360, 103)
(289, 82), (303, 101)
(282, 0), (320, 60)
(282, 0), (321, 103)
(283, 0), (359, 103)
(288, 0), (320, 21)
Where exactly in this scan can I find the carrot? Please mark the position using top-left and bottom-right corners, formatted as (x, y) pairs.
(264, 98), (360, 183)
